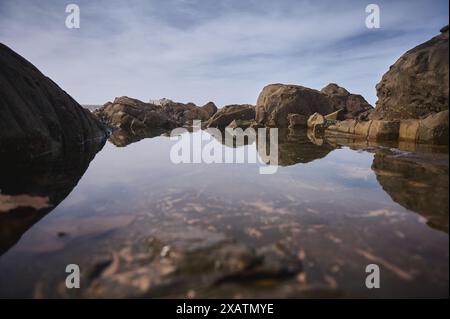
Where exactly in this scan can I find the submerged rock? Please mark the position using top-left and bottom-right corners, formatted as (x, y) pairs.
(256, 84), (333, 127)
(371, 26), (449, 120)
(0, 43), (107, 161)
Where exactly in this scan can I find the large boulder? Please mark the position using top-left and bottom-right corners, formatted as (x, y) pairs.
(0, 43), (107, 160)
(255, 84), (333, 127)
(320, 83), (373, 119)
(206, 104), (255, 128)
(371, 26), (449, 120)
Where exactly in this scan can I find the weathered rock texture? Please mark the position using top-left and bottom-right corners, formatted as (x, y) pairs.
(94, 97), (175, 130)
(206, 104), (255, 128)
(321, 83), (373, 119)
(0, 43), (107, 160)
(94, 97), (218, 131)
(371, 26), (449, 120)
(256, 84), (333, 127)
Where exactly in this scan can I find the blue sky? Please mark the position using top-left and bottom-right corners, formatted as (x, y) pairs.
(0, 0), (448, 106)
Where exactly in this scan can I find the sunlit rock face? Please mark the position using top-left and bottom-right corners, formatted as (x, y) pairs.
(0, 43), (107, 161)
(256, 84), (333, 127)
(371, 26), (449, 121)
(372, 149), (449, 233)
(0, 140), (105, 256)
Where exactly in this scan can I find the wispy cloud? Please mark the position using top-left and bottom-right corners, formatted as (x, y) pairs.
(0, 0), (448, 106)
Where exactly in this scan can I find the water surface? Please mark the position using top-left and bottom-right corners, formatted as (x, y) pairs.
(0, 129), (448, 298)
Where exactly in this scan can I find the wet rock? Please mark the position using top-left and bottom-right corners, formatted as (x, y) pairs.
(371, 26), (449, 120)
(256, 84), (333, 127)
(320, 83), (373, 119)
(206, 104), (255, 129)
(0, 43), (107, 161)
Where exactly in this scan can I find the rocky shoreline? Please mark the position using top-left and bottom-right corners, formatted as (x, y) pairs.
(91, 26), (448, 147)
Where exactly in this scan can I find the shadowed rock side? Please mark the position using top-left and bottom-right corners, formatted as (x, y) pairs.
(0, 43), (107, 161)
(372, 149), (449, 233)
(371, 26), (449, 121)
(320, 83), (373, 120)
(0, 139), (106, 256)
(206, 104), (255, 129)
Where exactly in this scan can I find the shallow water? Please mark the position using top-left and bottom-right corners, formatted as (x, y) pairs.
(0, 129), (448, 298)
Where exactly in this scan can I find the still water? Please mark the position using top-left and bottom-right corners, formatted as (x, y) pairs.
(0, 129), (448, 298)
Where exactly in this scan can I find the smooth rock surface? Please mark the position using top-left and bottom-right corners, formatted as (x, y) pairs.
(0, 43), (107, 160)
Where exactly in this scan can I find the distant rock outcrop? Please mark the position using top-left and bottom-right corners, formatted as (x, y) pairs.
(94, 97), (219, 131)
(206, 104), (255, 129)
(94, 97), (176, 131)
(371, 26), (449, 120)
(320, 83), (373, 120)
(0, 43), (107, 161)
(255, 84), (333, 127)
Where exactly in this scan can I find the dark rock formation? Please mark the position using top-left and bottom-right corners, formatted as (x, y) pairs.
(256, 84), (333, 127)
(320, 83), (373, 120)
(371, 26), (449, 120)
(206, 104), (255, 129)
(0, 43), (107, 160)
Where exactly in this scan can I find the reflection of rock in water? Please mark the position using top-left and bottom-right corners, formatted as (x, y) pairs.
(263, 128), (336, 166)
(372, 150), (449, 232)
(0, 139), (105, 256)
(209, 127), (256, 148)
(108, 128), (169, 147)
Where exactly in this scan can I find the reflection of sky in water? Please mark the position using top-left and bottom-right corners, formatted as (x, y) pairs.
(0, 133), (447, 298)
(11, 135), (419, 243)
